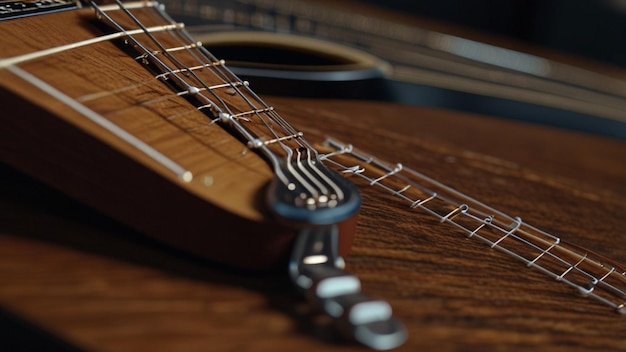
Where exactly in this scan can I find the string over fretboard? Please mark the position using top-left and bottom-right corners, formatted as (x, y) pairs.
(319, 138), (626, 315)
(91, 0), (360, 221)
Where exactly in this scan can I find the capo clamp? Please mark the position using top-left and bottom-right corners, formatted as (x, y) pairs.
(289, 226), (407, 350)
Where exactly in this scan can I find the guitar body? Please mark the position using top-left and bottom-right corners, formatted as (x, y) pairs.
(1, 1), (625, 351)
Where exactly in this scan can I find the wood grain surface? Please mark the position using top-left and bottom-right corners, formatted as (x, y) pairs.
(1, 2), (625, 351)
(2, 96), (625, 351)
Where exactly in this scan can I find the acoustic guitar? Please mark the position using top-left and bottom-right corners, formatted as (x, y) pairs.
(0, 1), (624, 351)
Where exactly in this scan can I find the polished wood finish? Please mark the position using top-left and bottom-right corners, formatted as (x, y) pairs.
(2, 96), (625, 350)
(1, 2), (625, 351)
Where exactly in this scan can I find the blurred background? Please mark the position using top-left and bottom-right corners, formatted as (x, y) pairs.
(360, 0), (626, 69)
(161, 0), (626, 138)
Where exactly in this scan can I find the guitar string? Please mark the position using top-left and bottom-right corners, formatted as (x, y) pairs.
(0, 24), (180, 70)
(156, 12), (315, 155)
(146, 0), (324, 156)
(93, 1), (348, 204)
(111, 0), (299, 148)
(348, 143), (624, 296)
(151, 5), (349, 201)
(319, 138), (626, 314)
(67, 12), (288, 148)
(91, 1), (231, 120)
(176, 24), (350, 201)
(138, 1), (342, 200)
(78, 1), (304, 144)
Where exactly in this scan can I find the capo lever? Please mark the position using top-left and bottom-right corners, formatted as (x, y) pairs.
(289, 226), (407, 350)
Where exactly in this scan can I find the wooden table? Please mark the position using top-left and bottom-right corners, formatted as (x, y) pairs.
(2, 96), (625, 351)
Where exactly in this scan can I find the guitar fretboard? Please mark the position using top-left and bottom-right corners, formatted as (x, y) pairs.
(91, 0), (362, 223)
(318, 138), (626, 315)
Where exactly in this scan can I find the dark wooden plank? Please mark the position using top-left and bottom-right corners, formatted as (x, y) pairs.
(2, 97), (625, 351)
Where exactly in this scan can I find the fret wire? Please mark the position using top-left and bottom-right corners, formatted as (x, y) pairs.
(150, 5), (308, 151)
(94, 1), (234, 120)
(559, 254), (588, 280)
(528, 239), (560, 266)
(157, 62), (228, 81)
(319, 139), (626, 313)
(90, 4), (195, 90)
(150, 8), (265, 120)
(130, 7), (235, 115)
(159, 6), (308, 146)
(457, 211), (601, 285)
(134, 41), (203, 60)
(154, 12), (306, 144)
(370, 163), (403, 186)
(231, 107), (274, 119)
(489, 217), (522, 248)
